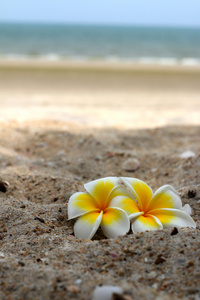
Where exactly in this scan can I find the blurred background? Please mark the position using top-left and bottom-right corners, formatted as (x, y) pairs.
(0, 0), (200, 128)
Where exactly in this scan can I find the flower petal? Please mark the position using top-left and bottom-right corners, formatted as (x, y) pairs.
(152, 208), (196, 229)
(109, 194), (140, 216)
(107, 184), (133, 200)
(84, 177), (119, 208)
(101, 208), (130, 238)
(147, 185), (182, 212)
(131, 214), (163, 233)
(129, 211), (144, 220)
(181, 204), (192, 215)
(121, 177), (153, 211)
(74, 210), (103, 239)
(68, 192), (99, 220)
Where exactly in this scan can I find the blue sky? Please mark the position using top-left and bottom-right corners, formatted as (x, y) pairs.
(0, 0), (200, 27)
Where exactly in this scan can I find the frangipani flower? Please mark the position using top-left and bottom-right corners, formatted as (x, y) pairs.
(68, 177), (130, 239)
(110, 177), (196, 233)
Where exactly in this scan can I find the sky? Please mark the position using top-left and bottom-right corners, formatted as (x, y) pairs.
(0, 0), (200, 27)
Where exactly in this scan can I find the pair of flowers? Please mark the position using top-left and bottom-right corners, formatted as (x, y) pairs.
(68, 177), (196, 239)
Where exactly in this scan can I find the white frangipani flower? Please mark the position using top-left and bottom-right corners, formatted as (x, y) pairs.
(109, 177), (196, 233)
(68, 177), (130, 239)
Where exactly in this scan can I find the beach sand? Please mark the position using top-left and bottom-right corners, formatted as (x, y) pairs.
(0, 61), (200, 300)
(1, 60), (200, 127)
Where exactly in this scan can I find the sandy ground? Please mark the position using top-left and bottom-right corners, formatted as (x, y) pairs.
(0, 61), (200, 300)
(0, 60), (200, 128)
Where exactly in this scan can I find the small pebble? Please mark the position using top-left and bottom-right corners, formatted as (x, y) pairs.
(95, 155), (103, 161)
(177, 258), (185, 263)
(112, 293), (130, 300)
(75, 279), (82, 285)
(117, 268), (124, 276)
(18, 261), (25, 267)
(34, 216), (45, 223)
(152, 283), (158, 289)
(56, 150), (66, 156)
(38, 142), (47, 148)
(186, 261), (194, 268)
(107, 152), (114, 157)
(0, 252), (5, 258)
(148, 271), (157, 279)
(171, 227), (178, 235)
(110, 252), (118, 258)
(122, 158), (140, 172)
(155, 254), (167, 264)
(92, 286), (123, 300)
(0, 179), (9, 193)
(67, 285), (80, 293)
(159, 274), (165, 280)
(180, 150), (195, 159)
(188, 189), (196, 198)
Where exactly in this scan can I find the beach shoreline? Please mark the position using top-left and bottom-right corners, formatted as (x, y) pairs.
(1, 59), (200, 128)
(1, 58), (200, 72)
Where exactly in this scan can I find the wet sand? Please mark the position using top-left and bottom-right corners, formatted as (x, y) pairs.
(0, 60), (200, 128)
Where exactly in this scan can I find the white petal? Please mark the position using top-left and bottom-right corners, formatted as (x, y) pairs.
(74, 211), (103, 239)
(152, 208), (196, 229)
(68, 192), (98, 220)
(129, 211), (144, 220)
(131, 214), (163, 233)
(181, 204), (192, 215)
(101, 208), (130, 238)
(147, 185), (182, 212)
(108, 184), (133, 201)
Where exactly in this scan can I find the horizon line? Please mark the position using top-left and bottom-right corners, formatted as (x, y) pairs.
(0, 20), (200, 29)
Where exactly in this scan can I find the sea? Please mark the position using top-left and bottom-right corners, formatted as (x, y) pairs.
(0, 22), (200, 66)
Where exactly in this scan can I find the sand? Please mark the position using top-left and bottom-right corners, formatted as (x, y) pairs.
(1, 60), (200, 128)
(0, 61), (200, 300)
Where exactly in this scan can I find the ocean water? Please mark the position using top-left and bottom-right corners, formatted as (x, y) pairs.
(0, 22), (200, 66)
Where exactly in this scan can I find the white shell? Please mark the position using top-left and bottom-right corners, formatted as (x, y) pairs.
(92, 286), (123, 300)
(180, 151), (195, 159)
